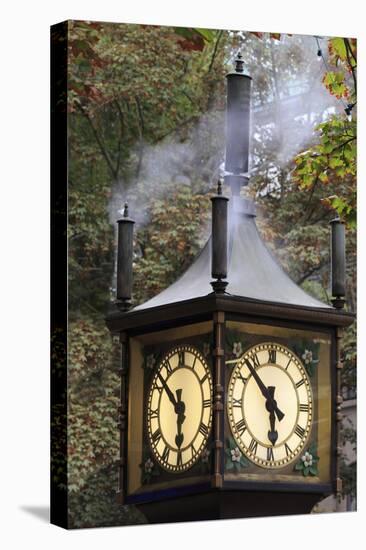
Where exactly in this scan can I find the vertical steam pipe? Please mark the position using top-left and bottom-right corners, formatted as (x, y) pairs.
(116, 203), (135, 311)
(330, 217), (346, 309)
(224, 52), (252, 196)
(211, 181), (229, 293)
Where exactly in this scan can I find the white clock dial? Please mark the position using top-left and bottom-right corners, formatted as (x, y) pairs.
(227, 342), (313, 468)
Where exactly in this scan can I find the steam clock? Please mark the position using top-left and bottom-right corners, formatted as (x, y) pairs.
(106, 54), (354, 523)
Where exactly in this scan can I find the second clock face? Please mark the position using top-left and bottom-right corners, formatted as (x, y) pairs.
(227, 342), (313, 469)
(147, 345), (213, 473)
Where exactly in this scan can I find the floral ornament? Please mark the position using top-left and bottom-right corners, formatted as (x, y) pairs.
(199, 447), (211, 474)
(225, 437), (250, 472)
(294, 443), (319, 477)
(145, 353), (156, 370)
(203, 342), (211, 357)
(231, 447), (241, 463)
(144, 458), (154, 474)
(302, 349), (313, 365)
(232, 342), (243, 358)
(201, 448), (210, 463)
(225, 330), (246, 364)
(292, 340), (319, 377)
(301, 451), (313, 467)
(139, 453), (160, 484)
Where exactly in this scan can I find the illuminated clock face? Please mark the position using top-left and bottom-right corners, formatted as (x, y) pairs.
(147, 345), (213, 473)
(227, 342), (313, 469)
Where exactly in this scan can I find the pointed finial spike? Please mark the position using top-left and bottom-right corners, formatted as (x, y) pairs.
(123, 202), (129, 217)
(217, 179), (222, 195)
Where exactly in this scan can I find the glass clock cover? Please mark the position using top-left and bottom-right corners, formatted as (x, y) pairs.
(126, 321), (213, 499)
(224, 320), (332, 486)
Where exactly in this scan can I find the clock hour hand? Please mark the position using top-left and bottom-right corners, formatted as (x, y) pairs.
(175, 389), (186, 449)
(157, 372), (177, 407)
(245, 360), (285, 421)
(266, 386), (279, 446)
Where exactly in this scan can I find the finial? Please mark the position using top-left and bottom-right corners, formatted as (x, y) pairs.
(123, 202), (129, 218)
(330, 216), (346, 309)
(217, 179), (222, 195)
(234, 51), (244, 73)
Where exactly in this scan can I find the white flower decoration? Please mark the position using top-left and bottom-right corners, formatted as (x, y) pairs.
(301, 451), (313, 468)
(231, 447), (242, 463)
(144, 458), (154, 473)
(201, 448), (210, 463)
(233, 342), (243, 358)
(203, 342), (210, 357)
(302, 349), (313, 365)
(146, 354), (156, 369)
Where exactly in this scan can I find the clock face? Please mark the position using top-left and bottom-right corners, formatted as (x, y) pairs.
(147, 345), (213, 473)
(227, 342), (313, 469)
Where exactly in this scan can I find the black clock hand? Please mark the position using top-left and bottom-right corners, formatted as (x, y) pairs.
(157, 372), (177, 407)
(175, 389), (186, 449)
(266, 386), (279, 446)
(245, 360), (285, 421)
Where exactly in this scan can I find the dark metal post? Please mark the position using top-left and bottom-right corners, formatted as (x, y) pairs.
(224, 52), (252, 196)
(116, 332), (129, 505)
(211, 181), (229, 293)
(335, 327), (344, 509)
(116, 203), (135, 311)
(330, 217), (346, 309)
(211, 311), (225, 489)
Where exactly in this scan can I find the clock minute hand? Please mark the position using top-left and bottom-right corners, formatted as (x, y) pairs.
(157, 372), (177, 407)
(245, 359), (285, 421)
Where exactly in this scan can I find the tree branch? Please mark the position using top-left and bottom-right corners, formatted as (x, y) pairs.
(208, 30), (223, 73)
(328, 137), (356, 154)
(76, 103), (118, 180)
(114, 99), (125, 176)
(296, 263), (325, 286)
(344, 38), (357, 97)
(134, 96), (145, 182)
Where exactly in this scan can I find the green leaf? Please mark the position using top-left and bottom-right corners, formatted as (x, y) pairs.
(309, 465), (318, 476)
(331, 38), (347, 61)
(195, 28), (216, 42)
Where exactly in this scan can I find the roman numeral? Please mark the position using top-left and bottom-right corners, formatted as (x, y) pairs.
(232, 397), (242, 408)
(178, 351), (185, 367)
(268, 348), (277, 364)
(248, 438), (258, 454)
(190, 442), (197, 457)
(191, 356), (197, 370)
(203, 399), (211, 408)
(267, 447), (274, 461)
(285, 358), (292, 370)
(294, 424), (305, 439)
(296, 379), (305, 388)
(150, 408), (159, 419)
(200, 372), (208, 384)
(245, 354), (260, 371)
(199, 422), (209, 437)
(299, 403), (309, 412)
(161, 445), (170, 462)
(165, 361), (173, 375)
(238, 371), (248, 384)
(177, 450), (183, 467)
(154, 383), (163, 393)
(251, 353), (261, 368)
(152, 428), (162, 444)
(284, 442), (292, 456)
(236, 418), (247, 436)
